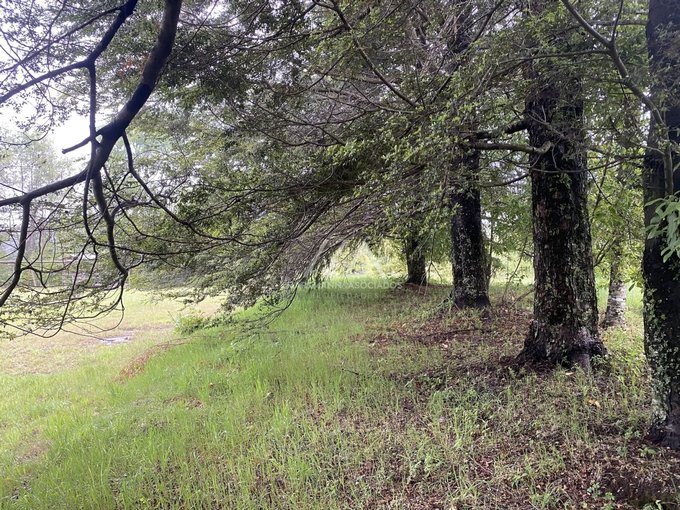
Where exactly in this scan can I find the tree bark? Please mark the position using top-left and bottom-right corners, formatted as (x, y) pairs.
(404, 235), (427, 286)
(602, 239), (627, 329)
(642, 0), (680, 450)
(517, 0), (604, 369)
(450, 149), (490, 308)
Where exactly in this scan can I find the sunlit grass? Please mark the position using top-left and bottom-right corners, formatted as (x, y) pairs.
(0, 290), (221, 375)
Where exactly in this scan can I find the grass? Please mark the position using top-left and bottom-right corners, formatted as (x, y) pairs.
(0, 279), (678, 509)
(0, 290), (222, 375)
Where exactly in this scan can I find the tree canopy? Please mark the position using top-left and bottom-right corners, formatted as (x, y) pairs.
(1, 0), (680, 446)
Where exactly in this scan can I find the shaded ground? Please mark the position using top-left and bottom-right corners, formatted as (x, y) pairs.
(355, 287), (680, 509)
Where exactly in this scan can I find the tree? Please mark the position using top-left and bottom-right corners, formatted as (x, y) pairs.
(0, 0), (183, 335)
(517, 0), (605, 369)
(450, 149), (490, 307)
(591, 151), (643, 332)
(403, 234), (428, 286)
(555, 0), (680, 449)
(641, 0), (680, 449)
(602, 236), (628, 329)
(0, 0), (654, 365)
(445, 0), (492, 309)
(0, 133), (67, 287)
(148, 0), (511, 305)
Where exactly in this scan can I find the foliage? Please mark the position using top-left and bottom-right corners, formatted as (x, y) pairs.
(0, 0), (660, 329)
(646, 195), (680, 262)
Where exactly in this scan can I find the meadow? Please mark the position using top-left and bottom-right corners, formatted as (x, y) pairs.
(0, 280), (678, 509)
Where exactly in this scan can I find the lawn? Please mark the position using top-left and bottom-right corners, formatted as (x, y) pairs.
(0, 280), (678, 509)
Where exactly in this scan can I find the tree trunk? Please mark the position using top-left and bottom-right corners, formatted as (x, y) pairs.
(450, 149), (490, 308)
(440, 0), (489, 308)
(518, 1), (604, 369)
(642, 0), (680, 450)
(404, 235), (427, 286)
(602, 239), (627, 329)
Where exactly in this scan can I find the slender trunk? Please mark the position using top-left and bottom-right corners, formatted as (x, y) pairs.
(602, 239), (627, 329)
(439, 0), (488, 307)
(518, 0), (604, 369)
(642, 0), (680, 449)
(450, 149), (490, 308)
(404, 235), (427, 286)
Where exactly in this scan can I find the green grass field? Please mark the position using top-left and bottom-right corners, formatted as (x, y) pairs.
(0, 280), (678, 509)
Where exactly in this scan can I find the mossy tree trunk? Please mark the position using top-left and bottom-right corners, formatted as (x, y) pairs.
(404, 235), (427, 286)
(450, 149), (490, 308)
(518, 0), (604, 369)
(602, 238), (627, 329)
(642, 0), (680, 450)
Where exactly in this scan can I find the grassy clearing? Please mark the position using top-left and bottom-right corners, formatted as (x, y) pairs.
(0, 291), (221, 375)
(0, 280), (678, 509)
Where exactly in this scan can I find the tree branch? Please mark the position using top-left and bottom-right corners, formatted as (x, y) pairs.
(0, 0), (183, 308)
(560, 0), (674, 196)
(0, 0), (139, 106)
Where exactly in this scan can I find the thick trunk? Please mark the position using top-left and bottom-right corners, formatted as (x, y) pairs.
(643, 229), (680, 449)
(450, 149), (490, 308)
(642, 0), (680, 449)
(602, 240), (627, 329)
(521, 137), (604, 367)
(404, 235), (427, 286)
(518, 1), (604, 368)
